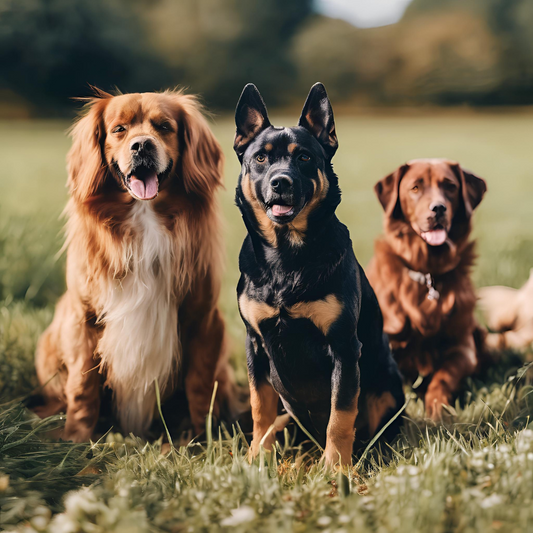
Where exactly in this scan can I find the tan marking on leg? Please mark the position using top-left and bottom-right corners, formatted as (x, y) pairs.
(239, 293), (279, 335)
(287, 143), (298, 153)
(323, 392), (359, 468)
(288, 294), (343, 336)
(366, 391), (397, 436)
(241, 173), (277, 247)
(287, 170), (329, 246)
(249, 380), (279, 460)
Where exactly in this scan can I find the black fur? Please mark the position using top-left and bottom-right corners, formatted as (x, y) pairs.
(234, 83), (404, 449)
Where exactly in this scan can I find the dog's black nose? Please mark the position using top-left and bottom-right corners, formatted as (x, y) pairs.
(430, 202), (447, 216)
(270, 176), (293, 194)
(130, 138), (155, 154)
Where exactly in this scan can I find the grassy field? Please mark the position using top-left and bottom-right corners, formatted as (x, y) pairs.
(1, 112), (533, 532)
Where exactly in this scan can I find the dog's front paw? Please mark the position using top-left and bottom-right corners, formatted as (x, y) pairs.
(322, 441), (353, 469)
(425, 385), (451, 421)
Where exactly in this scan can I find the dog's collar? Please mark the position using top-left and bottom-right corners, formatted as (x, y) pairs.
(407, 269), (440, 301)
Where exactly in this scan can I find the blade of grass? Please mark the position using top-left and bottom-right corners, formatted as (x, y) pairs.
(154, 378), (173, 450)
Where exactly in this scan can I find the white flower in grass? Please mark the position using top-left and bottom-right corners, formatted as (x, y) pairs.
(220, 505), (256, 526)
(30, 515), (49, 531)
(316, 516), (332, 527)
(407, 466), (418, 476)
(48, 514), (78, 533)
(480, 494), (503, 509)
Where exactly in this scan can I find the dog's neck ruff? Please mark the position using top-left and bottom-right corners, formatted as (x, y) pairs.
(407, 269), (440, 301)
(97, 201), (181, 435)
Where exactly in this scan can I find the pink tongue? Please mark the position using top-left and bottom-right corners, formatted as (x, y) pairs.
(272, 204), (293, 216)
(421, 229), (447, 246)
(129, 171), (158, 200)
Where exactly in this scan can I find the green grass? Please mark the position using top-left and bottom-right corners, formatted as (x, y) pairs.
(1, 113), (533, 531)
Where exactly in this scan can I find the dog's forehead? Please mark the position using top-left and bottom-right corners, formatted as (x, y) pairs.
(104, 93), (173, 124)
(405, 159), (458, 181)
(253, 126), (319, 154)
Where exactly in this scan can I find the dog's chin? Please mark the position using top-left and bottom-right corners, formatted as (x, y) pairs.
(266, 203), (300, 224)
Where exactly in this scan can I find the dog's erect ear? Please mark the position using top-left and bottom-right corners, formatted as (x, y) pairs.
(234, 84), (271, 160)
(450, 164), (487, 219)
(374, 164), (410, 219)
(67, 96), (110, 202)
(177, 95), (224, 198)
(298, 83), (338, 159)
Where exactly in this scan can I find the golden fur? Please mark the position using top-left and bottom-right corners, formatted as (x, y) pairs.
(35, 89), (234, 441)
(479, 269), (533, 352)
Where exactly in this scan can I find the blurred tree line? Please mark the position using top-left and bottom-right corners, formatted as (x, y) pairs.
(0, 0), (532, 115)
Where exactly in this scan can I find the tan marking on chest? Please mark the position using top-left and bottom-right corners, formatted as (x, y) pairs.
(239, 293), (279, 334)
(366, 391), (397, 436)
(288, 294), (343, 335)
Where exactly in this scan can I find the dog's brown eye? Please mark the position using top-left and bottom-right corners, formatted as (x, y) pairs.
(412, 185), (419, 192)
(256, 154), (266, 163)
(113, 125), (126, 134)
(299, 154), (311, 162)
(158, 122), (172, 132)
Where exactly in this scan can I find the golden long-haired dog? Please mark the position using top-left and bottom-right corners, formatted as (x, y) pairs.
(367, 159), (487, 419)
(36, 89), (234, 442)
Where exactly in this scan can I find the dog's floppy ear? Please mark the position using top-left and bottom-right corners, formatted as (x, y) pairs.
(67, 95), (110, 202)
(374, 164), (410, 219)
(298, 82), (338, 159)
(449, 163), (487, 219)
(177, 95), (224, 198)
(234, 84), (271, 161)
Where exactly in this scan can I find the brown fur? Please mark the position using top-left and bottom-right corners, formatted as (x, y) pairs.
(367, 159), (487, 419)
(323, 391), (359, 467)
(35, 89), (235, 441)
(366, 392), (397, 436)
(248, 380), (280, 458)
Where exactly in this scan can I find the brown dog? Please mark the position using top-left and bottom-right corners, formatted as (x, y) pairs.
(367, 158), (487, 419)
(35, 89), (234, 441)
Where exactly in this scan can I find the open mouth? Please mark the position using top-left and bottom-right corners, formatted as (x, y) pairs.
(266, 203), (297, 223)
(128, 165), (159, 201)
(271, 204), (294, 217)
(420, 224), (448, 246)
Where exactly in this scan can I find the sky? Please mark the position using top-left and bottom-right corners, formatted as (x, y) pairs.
(314, 0), (414, 28)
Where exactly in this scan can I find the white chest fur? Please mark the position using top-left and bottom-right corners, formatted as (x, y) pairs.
(97, 202), (179, 435)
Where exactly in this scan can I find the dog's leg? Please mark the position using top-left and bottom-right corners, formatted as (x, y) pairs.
(425, 336), (476, 420)
(243, 333), (283, 460)
(55, 297), (101, 442)
(35, 319), (67, 418)
(323, 349), (361, 468)
(249, 379), (280, 460)
(184, 306), (226, 435)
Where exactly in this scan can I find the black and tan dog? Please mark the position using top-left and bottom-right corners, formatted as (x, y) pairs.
(234, 83), (404, 467)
